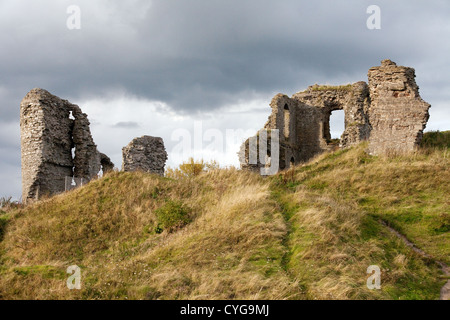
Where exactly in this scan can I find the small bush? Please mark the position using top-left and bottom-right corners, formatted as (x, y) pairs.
(165, 158), (219, 179)
(0, 196), (21, 213)
(154, 200), (192, 233)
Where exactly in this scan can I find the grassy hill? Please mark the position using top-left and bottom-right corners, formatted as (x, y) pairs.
(0, 132), (448, 300)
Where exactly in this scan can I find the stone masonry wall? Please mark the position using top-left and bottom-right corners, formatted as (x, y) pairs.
(71, 105), (101, 181)
(122, 136), (168, 176)
(239, 60), (430, 173)
(367, 59), (430, 155)
(20, 88), (113, 203)
(292, 81), (371, 153)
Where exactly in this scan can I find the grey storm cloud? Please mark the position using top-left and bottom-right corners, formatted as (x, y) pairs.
(1, 0), (449, 117)
(1, 0), (449, 199)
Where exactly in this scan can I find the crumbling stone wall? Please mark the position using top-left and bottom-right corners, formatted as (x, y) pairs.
(292, 81), (371, 156)
(122, 136), (168, 176)
(240, 82), (371, 171)
(367, 59), (430, 155)
(71, 105), (102, 181)
(239, 60), (430, 173)
(20, 88), (113, 203)
(100, 153), (115, 173)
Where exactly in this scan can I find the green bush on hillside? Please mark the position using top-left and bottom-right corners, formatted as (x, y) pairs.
(154, 200), (192, 233)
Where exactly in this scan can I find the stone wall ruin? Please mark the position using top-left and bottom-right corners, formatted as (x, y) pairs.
(19, 60), (430, 201)
(239, 60), (431, 173)
(367, 60), (431, 155)
(122, 136), (168, 176)
(20, 88), (114, 203)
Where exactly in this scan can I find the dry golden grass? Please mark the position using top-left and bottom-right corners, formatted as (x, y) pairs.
(0, 169), (299, 300)
(0, 138), (447, 300)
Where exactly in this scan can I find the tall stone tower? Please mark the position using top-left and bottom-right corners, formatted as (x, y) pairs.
(367, 59), (430, 155)
(20, 88), (113, 203)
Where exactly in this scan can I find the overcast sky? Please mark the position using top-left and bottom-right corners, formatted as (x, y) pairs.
(1, 0), (449, 200)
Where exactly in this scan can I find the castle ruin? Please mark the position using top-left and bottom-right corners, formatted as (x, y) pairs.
(239, 60), (431, 172)
(20, 60), (431, 202)
(20, 89), (169, 203)
(20, 88), (114, 203)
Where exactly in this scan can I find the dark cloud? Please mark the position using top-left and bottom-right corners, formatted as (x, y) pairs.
(1, 0), (449, 113)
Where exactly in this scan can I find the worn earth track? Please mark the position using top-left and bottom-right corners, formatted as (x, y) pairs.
(380, 220), (449, 300)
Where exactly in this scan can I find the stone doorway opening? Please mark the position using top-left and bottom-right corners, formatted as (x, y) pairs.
(328, 110), (345, 146)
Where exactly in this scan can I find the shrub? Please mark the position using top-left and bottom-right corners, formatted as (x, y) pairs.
(0, 196), (20, 213)
(421, 130), (450, 149)
(165, 158), (219, 179)
(154, 200), (192, 233)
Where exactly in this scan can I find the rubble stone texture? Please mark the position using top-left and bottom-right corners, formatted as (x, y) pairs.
(367, 59), (430, 155)
(122, 136), (168, 176)
(239, 60), (430, 173)
(20, 88), (114, 203)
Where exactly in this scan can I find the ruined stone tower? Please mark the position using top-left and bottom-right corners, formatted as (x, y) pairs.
(367, 59), (430, 155)
(239, 60), (430, 173)
(20, 88), (114, 203)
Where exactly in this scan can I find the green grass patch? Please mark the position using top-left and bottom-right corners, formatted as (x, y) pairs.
(12, 265), (66, 280)
(311, 84), (353, 92)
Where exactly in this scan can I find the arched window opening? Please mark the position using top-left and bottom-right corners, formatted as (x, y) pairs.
(283, 104), (290, 139)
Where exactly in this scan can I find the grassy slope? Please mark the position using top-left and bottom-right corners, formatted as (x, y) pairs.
(273, 141), (448, 299)
(292, 144), (449, 266)
(0, 134), (448, 300)
(0, 170), (298, 299)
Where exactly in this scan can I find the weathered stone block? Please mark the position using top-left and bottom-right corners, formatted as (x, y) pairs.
(122, 136), (168, 176)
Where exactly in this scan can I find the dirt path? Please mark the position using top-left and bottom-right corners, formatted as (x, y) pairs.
(380, 220), (449, 300)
